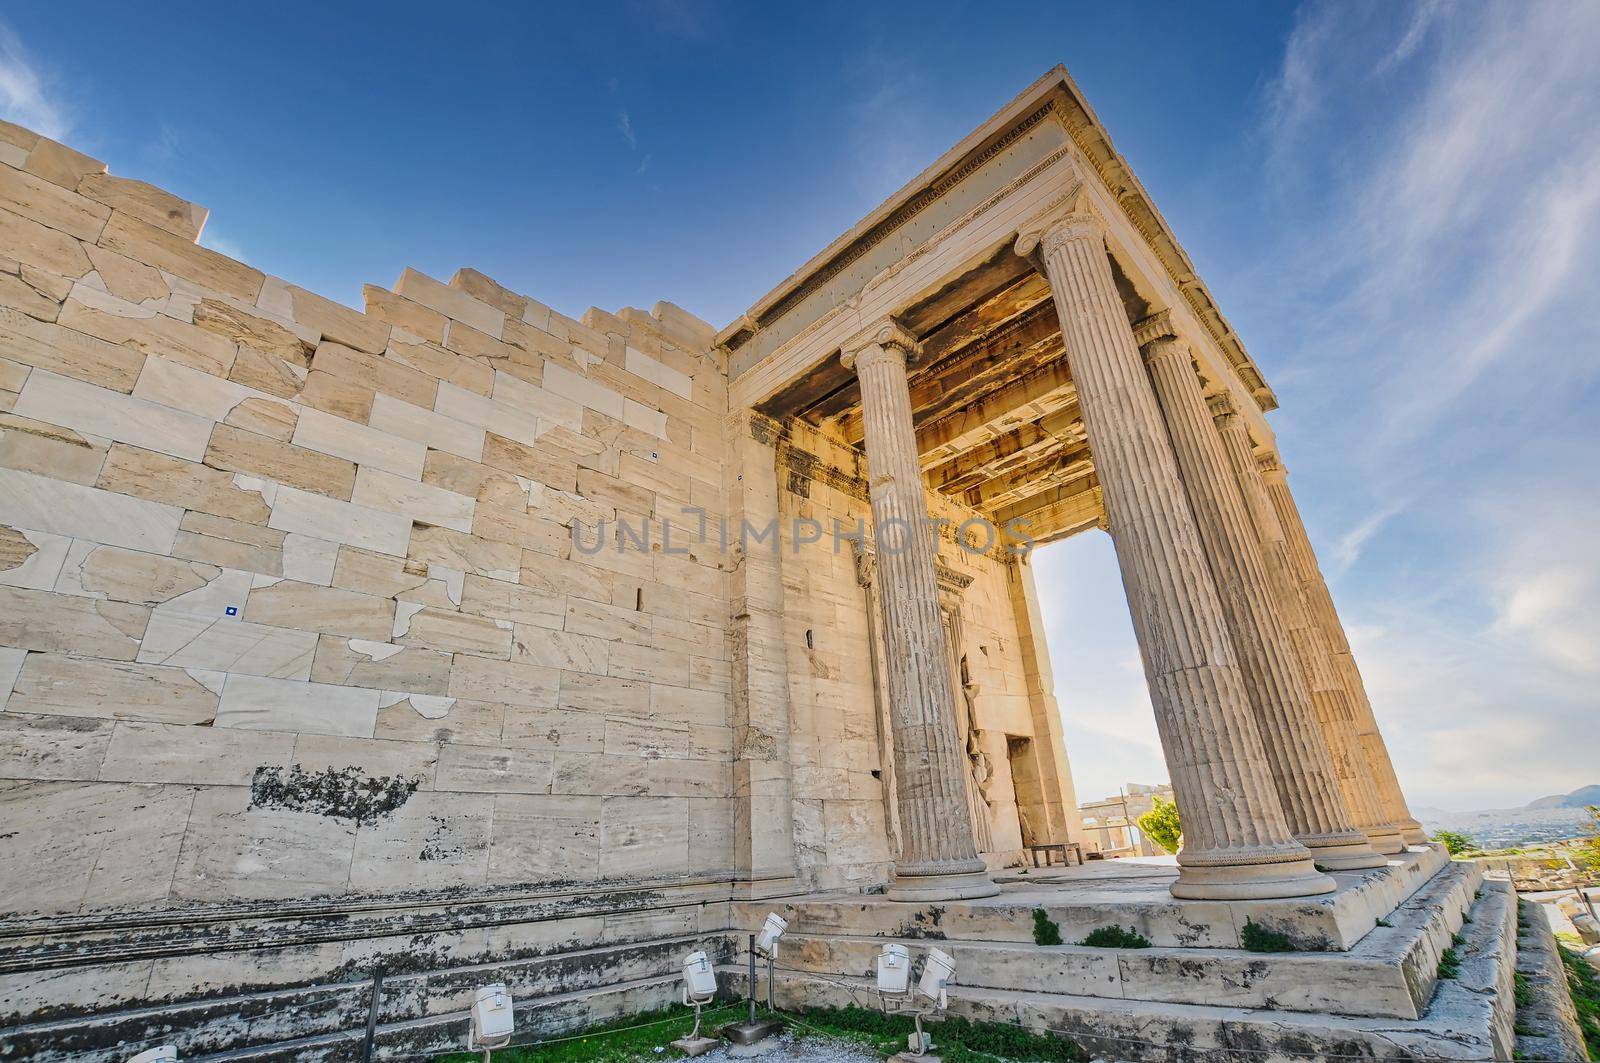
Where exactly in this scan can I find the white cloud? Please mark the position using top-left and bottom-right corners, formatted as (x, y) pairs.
(0, 18), (67, 140)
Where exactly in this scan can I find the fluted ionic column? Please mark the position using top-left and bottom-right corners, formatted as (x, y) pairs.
(1138, 318), (1384, 871)
(1210, 402), (1402, 855)
(1258, 457), (1426, 845)
(1018, 201), (1332, 900)
(841, 319), (998, 902)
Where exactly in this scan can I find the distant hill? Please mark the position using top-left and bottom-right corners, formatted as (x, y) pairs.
(1523, 785), (1600, 810)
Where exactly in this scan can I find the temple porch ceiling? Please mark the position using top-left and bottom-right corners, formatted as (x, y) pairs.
(755, 249), (1149, 544)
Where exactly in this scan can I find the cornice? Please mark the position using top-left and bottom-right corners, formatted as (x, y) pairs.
(719, 66), (1278, 412)
(722, 98), (1061, 351)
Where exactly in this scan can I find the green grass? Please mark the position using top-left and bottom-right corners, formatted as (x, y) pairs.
(1559, 945), (1600, 1061)
(1032, 908), (1063, 946)
(434, 1002), (746, 1063)
(1438, 947), (1462, 980)
(1240, 920), (1295, 953)
(785, 1004), (1089, 1062)
(1079, 924), (1151, 949)
(1515, 971), (1534, 1008)
(432, 1002), (1091, 1063)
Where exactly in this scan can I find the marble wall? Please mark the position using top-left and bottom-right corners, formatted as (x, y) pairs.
(0, 117), (735, 916)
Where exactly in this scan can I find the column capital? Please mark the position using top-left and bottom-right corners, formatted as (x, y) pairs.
(1208, 390), (1240, 426)
(840, 316), (921, 371)
(1014, 183), (1102, 261)
(1131, 309), (1180, 348)
(1257, 451), (1288, 482)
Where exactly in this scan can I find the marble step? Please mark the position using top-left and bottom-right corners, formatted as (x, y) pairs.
(736, 844), (1454, 953)
(0, 890), (727, 1025)
(200, 972), (690, 1062)
(773, 859), (1480, 1020)
(0, 932), (734, 1062)
(760, 878), (1519, 1062)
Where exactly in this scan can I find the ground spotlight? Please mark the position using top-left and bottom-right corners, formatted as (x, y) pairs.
(672, 950), (720, 1057)
(754, 911), (788, 959)
(875, 945), (954, 1061)
(467, 983), (514, 1060)
(127, 1050), (177, 1063)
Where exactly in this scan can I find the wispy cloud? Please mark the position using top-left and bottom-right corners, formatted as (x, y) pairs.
(1332, 500), (1406, 574)
(1245, 1), (1600, 809)
(0, 18), (67, 140)
(616, 109), (636, 151)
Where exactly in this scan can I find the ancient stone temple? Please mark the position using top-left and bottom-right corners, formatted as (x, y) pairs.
(0, 67), (1535, 1060)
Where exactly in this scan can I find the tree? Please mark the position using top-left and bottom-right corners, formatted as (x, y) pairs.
(1434, 829), (1476, 856)
(1137, 796), (1182, 856)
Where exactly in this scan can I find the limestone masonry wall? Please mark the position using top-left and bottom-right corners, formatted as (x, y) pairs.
(0, 117), (736, 916)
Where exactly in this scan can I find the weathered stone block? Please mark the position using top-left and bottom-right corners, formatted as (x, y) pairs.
(9, 652), (219, 724)
(77, 172), (206, 241)
(100, 211), (262, 301)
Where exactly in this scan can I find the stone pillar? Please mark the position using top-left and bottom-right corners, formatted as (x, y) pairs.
(1259, 456), (1427, 846)
(1018, 201), (1332, 899)
(1137, 318), (1384, 870)
(1210, 400), (1404, 855)
(1007, 554), (1084, 847)
(841, 319), (998, 901)
(725, 411), (800, 896)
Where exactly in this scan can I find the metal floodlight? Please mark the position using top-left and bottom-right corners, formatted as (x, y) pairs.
(877, 947), (956, 1060)
(127, 1050), (177, 1063)
(876, 942), (912, 996)
(754, 912), (788, 959)
(676, 950), (719, 1053)
(682, 950), (717, 1004)
(467, 983), (514, 1061)
(916, 947), (954, 1009)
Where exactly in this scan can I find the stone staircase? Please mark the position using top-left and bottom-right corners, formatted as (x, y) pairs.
(753, 860), (1523, 1061)
(0, 853), (1523, 1061)
(0, 878), (741, 1062)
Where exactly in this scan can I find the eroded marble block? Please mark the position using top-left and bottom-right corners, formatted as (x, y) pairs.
(0, 781), (194, 913)
(9, 652), (219, 723)
(214, 673), (381, 738)
(487, 793), (600, 883)
(169, 786), (356, 902)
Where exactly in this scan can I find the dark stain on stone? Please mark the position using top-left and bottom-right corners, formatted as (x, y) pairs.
(250, 764), (423, 825)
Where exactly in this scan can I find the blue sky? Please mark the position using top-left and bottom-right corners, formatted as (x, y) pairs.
(5, 2), (1596, 811)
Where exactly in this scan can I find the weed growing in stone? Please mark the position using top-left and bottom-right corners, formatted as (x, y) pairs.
(1080, 925), (1151, 949)
(1240, 920), (1295, 953)
(1438, 946), (1462, 980)
(1558, 944), (1600, 1059)
(1033, 907), (1063, 946)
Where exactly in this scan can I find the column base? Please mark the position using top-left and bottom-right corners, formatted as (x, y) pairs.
(1297, 830), (1390, 871)
(1395, 819), (1429, 846)
(1171, 846), (1336, 900)
(1362, 825), (1408, 855)
(887, 861), (1000, 902)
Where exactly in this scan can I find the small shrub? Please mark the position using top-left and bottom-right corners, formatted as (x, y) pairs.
(1435, 829), (1476, 856)
(1033, 907), (1063, 946)
(1136, 796), (1182, 856)
(1376, 917), (1393, 928)
(1080, 924), (1151, 949)
(1240, 919), (1295, 953)
(1438, 946), (1462, 980)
